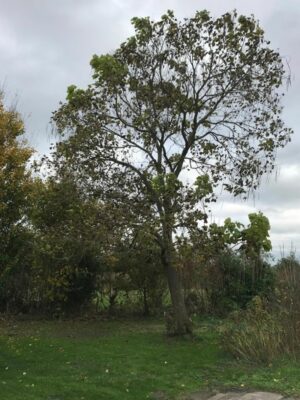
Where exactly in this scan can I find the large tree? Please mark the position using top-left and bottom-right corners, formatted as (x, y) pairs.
(52, 10), (291, 334)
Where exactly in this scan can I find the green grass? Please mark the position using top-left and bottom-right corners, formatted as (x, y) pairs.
(0, 317), (300, 399)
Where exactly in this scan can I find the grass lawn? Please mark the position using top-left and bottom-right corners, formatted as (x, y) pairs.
(0, 317), (300, 399)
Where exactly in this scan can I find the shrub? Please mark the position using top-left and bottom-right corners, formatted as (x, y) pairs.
(183, 249), (275, 316)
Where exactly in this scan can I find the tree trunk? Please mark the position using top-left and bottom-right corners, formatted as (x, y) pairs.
(161, 225), (192, 335)
(108, 289), (117, 315)
(142, 286), (150, 317)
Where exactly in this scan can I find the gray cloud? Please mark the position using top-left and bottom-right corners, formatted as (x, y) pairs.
(0, 0), (299, 257)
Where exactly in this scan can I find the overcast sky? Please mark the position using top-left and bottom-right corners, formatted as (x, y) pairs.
(0, 0), (299, 259)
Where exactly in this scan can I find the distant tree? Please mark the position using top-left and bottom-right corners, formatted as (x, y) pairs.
(197, 212), (272, 257)
(30, 176), (111, 313)
(0, 94), (34, 310)
(184, 213), (274, 314)
(241, 212), (272, 257)
(52, 10), (291, 334)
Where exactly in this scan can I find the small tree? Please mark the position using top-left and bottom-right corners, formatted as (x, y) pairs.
(182, 212), (274, 314)
(52, 10), (291, 334)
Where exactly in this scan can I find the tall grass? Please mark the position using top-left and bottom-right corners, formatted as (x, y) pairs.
(222, 254), (300, 364)
(275, 254), (300, 356)
(221, 296), (283, 363)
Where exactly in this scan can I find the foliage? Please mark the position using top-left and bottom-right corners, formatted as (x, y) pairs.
(181, 213), (274, 315)
(201, 212), (272, 256)
(29, 177), (106, 313)
(241, 212), (272, 257)
(211, 252), (274, 314)
(115, 228), (167, 316)
(182, 250), (274, 316)
(0, 94), (34, 311)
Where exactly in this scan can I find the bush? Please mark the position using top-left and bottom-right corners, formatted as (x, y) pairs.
(183, 250), (275, 316)
(0, 227), (36, 313)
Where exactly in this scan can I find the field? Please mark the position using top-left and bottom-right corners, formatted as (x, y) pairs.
(0, 317), (300, 400)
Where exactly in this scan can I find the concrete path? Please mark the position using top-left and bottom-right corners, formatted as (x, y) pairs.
(184, 392), (287, 400)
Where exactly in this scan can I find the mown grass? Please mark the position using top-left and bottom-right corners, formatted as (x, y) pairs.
(0, 317), (300, 399)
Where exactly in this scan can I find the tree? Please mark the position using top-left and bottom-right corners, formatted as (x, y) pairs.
(189, 213), (274, 313)
(241, 212), (272, 257)
(52, 10), (291, 334)
(0, 94), (34, 310)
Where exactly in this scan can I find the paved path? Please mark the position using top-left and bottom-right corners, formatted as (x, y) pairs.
(184, 392), (288, 400)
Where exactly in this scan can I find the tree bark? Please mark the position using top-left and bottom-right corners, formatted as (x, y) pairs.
(161, 225), (192, 335)
(142, 286), (150, 316)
